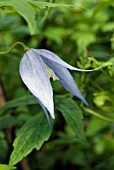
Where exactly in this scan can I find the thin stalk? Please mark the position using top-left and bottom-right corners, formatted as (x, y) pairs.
(0, 42), (29, 55)
(41, 0), (54, 25)
(84, 107), (114, 122)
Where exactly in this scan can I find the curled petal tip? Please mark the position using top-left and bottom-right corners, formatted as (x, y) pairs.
(35, 49), (101, 72)
(49, 109), (55, 119)
(51, 114), (55, 119)
(83, 100), (89, 106)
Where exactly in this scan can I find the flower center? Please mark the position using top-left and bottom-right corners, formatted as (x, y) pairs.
(43, 62), (59, 81)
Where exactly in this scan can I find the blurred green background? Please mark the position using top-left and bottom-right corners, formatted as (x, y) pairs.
(0, 0), (114, 170)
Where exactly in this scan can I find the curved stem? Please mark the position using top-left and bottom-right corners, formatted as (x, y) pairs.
(0, 42), (29, 55)
(41, 0), (54, 25)
(84, 107), (114, 122)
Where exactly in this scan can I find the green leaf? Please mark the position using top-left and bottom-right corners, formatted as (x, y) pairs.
(0, 164), (16, 170)
(29, 1), (83, 9)
(86, 117), (109, 137)
(55, 97), (86, 142)
(9, 113), (52, 165)
(0, 116), (17, 130)
(72, 32), (96, 47)
(93, 0), (114, 15)
(0, 95), (37, 115)
(0, 0), (36, 35)
(0, 0), (84, 35)
(43, 27), (71, 44)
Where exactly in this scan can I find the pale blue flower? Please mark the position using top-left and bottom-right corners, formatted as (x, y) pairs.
(19, 49), (98, 120)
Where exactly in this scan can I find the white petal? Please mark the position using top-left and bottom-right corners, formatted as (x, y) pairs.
(19, 49), (55, 119)
(34, 49), (100, 72)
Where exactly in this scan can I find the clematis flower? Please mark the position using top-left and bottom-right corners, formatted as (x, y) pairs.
(19, 49), (98, 120)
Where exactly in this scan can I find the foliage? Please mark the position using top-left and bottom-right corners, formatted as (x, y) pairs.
(0, 0), (114, 169)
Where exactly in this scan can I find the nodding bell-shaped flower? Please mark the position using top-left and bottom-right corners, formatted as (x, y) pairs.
(19, 49), (99, 121)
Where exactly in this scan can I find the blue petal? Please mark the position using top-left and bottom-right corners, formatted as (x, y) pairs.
(19, 49), (55, 119)
(34, 49), (99, 72)
(40, 56), (88, 105)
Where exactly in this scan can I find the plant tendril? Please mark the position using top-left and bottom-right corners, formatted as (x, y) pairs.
(0, 42), (29, 55)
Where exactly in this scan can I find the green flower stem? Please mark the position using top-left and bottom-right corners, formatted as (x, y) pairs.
(0, 42), (29, 55)
(84, 107), (114, 122)
(41, 0), (54, 25)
